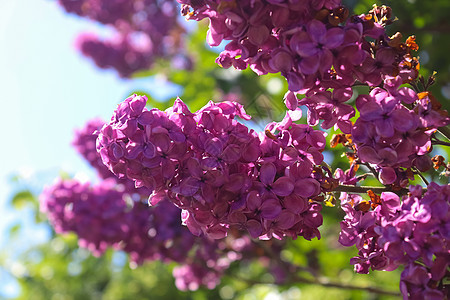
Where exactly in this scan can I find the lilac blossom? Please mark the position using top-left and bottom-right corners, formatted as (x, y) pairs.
(98, 94), (327, 241)
(59, 0), (190, 77)
(338, 184), (450, 298)
(352, 76), (448, 169)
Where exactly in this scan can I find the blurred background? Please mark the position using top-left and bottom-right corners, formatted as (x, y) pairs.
(1, 0), (449, 299)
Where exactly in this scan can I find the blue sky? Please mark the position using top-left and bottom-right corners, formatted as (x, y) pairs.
(0, 0), (178, 297)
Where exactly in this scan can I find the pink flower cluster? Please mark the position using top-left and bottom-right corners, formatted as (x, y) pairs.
(97, 94), (328, 240)
(178, 1), (415, 94)
(351, 76), (450, 184)
(40, 178), (196, 262)
(58, 0), (188, 77)
(338, 183), (449, 299)
(44, 118), (298, 291)
(72, 118), (119, 180)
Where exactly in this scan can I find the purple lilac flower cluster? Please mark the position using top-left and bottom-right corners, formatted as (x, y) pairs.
(351, 76), (450, 184)
(58, 0), (187, 77)
(41, 178), (276, 290)
(338, 183), (449, 299)
(45, 118), (297, 291)
(176, 1), (407, 89)
(40, 178), (197, 262)
(72, 117), (152, 194)
(178, 1), (421, 133)
(97, 94), (328, 240)
(72, 118), (117, 179)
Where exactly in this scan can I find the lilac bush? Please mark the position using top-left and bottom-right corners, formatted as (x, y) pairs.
(41, 0), (450, 298)
(43, 119), (293, 289)
(58, 0), (188, 77)
(96, 94), (328, 241)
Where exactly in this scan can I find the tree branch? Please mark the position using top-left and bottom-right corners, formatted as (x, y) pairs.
(251, 240), (401, 297)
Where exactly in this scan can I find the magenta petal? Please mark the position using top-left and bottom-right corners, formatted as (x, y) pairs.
(169, 131), (186, 143)
(381, 192), (400, 210)
(379, 167), (397, 185)
(162, 160), (176, 179)
(201, 157), (220, 169)
(125, 143), (143, 159)
(205, 137), (223, 157)
(272, 177), (294, 196)
(130, 96), (146, 113)
(110, 143), (123, 160)
(194, 210), (215, 225)
(294, 178), (320, 198)
(247, 219), (263, 238)
(284, 91), (298, 111)
(229, 211), (247, 224)
(360, 102), (382, 121)
(304, 207), (323, 228)
(206, 224), (228, 239)
(276, 210), (296, 229)
(260, 163), (276, 185)
(183, 212), (203, 236)
(325, 27), (344, 48)
(281, 147), (298, 164)
(143, 142), (156, 158)
(179, 177), (200, 196)
(300, 55), (320, 75)
(221, 144), (241, 163)
(391, 109), (415, 132)
(206, 28), (223, 47)
(397, 87), (418, 104)
(319, 50), (333, 73)
(260, 199), (282, 219)
(147, 190), (167, 206)
(308, 131), (326, 149)
(152, 133), (171, 152)
(242, 142), (261, 162)
(283, 194), (308, 214)
(358, 146), (382, 164)
(308, 19), (326, 44)
(378, 147), (398, 165)
(186, 158), (203, 178)
(224, 174), (246, 192)
(137, 111), (153, 125)
(246, 190), (262, 211)
(286, 72), (305, 92)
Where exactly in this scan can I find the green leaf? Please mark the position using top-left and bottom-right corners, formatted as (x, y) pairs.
(8, 222), (21, 238)
(11, 190), (36, 209)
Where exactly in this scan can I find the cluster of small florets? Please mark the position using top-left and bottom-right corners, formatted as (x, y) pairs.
(72, 118), (118, 179)
(72, 117), (152, 194)
(351, 76), (450, 184)
(58, 0), (188, 77)
(178, 1), (416, 95)
(41, 176), (289, 290)
(97, 94), (328, 240)
(40, 178), (200, 262)
(338, 183), (449, 299)
(44, 118), (300, 291)
(41, 179), (130, 256)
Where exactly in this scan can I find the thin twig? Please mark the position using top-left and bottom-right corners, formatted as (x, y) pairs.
(432, 140), (450, 147)
(334, 184), (413, 195)
(437, 125), (450, 141)
(412, 167), (430, 186)
(360, 162), (380, 180)
(250, 240), (401, 297)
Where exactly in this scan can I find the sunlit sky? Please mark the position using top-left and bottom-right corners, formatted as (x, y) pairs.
(0, 0), (177, 297)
